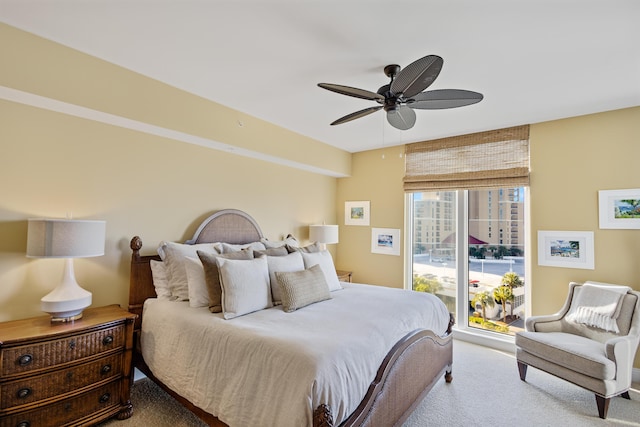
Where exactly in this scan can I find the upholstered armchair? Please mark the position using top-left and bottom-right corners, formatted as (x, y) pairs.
(515, 281), (640, 419)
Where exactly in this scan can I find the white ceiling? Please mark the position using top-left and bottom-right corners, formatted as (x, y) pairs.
(2, 0), (639, 153)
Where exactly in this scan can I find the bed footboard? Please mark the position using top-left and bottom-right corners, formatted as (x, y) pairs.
(316, 321), (454, 427)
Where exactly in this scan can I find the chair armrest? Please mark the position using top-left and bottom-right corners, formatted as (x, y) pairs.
(525, 313), (564, 332)
(605, 335), (640, 386)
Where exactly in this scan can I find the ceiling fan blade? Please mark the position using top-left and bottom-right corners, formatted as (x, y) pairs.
(390, 55), (443, 98)
(330, 106), (383, 125)
(318, 83), (385, 101)
(386, 105), (416, 130)
(407, 89), (484, 110)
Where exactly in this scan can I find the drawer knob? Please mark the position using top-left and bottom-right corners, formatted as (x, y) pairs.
(16, 422), (30, 427)
(16, 387), (32, 399)
(101, 364), (112, 374)
(102, 335), (114, 346)
(18, 354), (33, 366)
(68, 339), (76, 350)
(99, 392), (111, 404)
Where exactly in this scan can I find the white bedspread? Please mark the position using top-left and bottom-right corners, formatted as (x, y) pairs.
(141, 282), (450, 427)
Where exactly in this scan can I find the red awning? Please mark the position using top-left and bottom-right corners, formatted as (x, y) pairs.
(442, 233), (488, 245)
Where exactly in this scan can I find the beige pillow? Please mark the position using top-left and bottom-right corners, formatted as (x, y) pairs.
(287, 241), (321, 254)
(261, 234), (299, 249)
(275, 264), (331, 313)
(217, 256), (272, 319)
(221, 241), (266, 253)
(254, 246), (289, 257)
(267, 251), (305, 304)
(158, 241), (222, 301)
(197, 249), (254, 312)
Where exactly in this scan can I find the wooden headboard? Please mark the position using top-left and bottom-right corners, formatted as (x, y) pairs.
(128, 209), (264, 333)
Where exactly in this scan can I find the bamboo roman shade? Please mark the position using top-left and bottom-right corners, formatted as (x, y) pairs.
(403, 125), (530, 191)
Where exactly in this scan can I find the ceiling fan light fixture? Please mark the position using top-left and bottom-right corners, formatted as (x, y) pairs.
(318, 54), (482, 130)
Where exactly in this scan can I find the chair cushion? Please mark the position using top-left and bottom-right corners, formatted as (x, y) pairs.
(516, 331), (616, 380)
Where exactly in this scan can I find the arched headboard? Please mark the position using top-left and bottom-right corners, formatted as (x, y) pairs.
(129, 209), (263, 332)
(185, 209), (263, 245)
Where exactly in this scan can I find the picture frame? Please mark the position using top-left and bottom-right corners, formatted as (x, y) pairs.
(537, 230), (594, 270)
(598, 189), (640, 229)
(345, 201), (370, 226)
(371, 228), (401, 256)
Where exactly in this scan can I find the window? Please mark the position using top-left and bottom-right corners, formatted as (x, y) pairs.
(408, 189), (527, 337)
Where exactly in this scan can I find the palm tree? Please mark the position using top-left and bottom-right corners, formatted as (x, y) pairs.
(501, 272), (523, 317)
(493, 285), (513, 322)
(413, 275), (442, 294)
(471, 290), (495, 322)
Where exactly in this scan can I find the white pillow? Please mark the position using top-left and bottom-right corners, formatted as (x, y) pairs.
(221, 241), (266, 253)
(217, 256), (272, 319)
(301, 251), (342, 292)
(267, 251), (304, 304)
(150, 260), (172, 300)
(157, 241), (222, 301)
(184, 257), (209, 308)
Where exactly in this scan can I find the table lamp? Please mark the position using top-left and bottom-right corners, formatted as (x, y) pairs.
(26, 218), (106, 322)
(309, 224), (339, 251)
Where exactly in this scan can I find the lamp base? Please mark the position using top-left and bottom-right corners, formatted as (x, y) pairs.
(40, 258), (92, 323)
(41, 293), (92, 323)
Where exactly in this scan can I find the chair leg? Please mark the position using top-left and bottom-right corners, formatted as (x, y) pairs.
(620, 391), (631, 400)
(595, 395), (610, 419)
(517, 361), (527, 381)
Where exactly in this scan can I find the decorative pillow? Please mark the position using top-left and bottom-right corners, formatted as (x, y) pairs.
(254, 246), (289, 257)
(184, 257), (209, 308)
(150, 260), (172, 300)
(221, 241), (266, 253)
(267, 251), (305, 304)
(301, 250), (342, 291)
(157, 241), (222, 300)
(275, 264), (331, 313)
(197, 249), (254, 313)
(287, 241), (321, 254)
(216, 256), (272, 319)
(261, 234), (299, 249)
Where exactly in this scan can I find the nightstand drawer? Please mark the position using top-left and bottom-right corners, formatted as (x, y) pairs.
(1, 353), (122, 410)
(1, 325), (124, 378)
(0, 379), (121, 427)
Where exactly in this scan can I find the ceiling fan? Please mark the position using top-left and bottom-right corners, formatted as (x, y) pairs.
(318, 55), (483, 130)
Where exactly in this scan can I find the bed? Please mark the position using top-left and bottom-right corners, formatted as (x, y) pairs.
(128, 209), (454, 427)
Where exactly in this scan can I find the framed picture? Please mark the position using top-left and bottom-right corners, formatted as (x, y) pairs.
(537, 230), (594, 270)
(345, 201), (370, 226)
(598, 189), (640, 229)
(371, 228), (401, 256)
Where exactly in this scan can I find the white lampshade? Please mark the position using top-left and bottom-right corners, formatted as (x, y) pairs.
(27, 219), (106, 258)
(26, 218), (106, 322)
(309, 224), (339, 245)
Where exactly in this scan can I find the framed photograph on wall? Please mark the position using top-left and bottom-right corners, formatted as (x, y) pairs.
(345, 201), (370, 226)
(598, 189), (640, 229)
(537, 230), (594, 270)
(371, 228), (401, 256)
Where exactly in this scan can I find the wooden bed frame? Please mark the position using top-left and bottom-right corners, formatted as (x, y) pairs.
(128, 209), (454, 427)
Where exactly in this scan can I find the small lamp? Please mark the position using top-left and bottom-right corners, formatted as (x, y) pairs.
(26, 218), (106, 322)
(309, 224), (339, 251)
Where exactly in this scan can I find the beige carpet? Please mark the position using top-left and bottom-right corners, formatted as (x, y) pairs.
(100, 340), (640, 427)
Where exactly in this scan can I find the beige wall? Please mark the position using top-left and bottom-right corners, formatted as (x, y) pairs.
(335, 147), (406, 286)
(0, 25), (346, 322)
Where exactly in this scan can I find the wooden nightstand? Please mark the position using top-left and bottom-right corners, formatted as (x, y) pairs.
(336, 270), (352, 283)
(0, 305), (136, 427)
